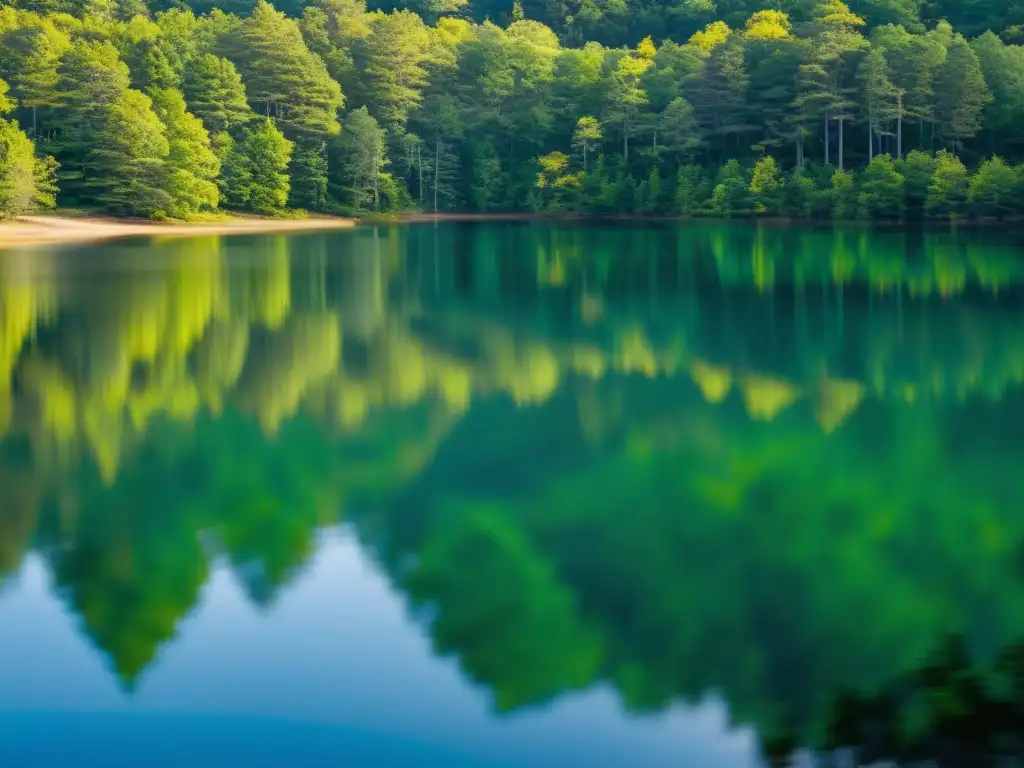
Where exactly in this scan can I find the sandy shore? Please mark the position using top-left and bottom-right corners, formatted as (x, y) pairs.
(0, 214), (357, 248)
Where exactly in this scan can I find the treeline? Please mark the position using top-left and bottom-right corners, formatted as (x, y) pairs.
(1, 0), (1024, 218)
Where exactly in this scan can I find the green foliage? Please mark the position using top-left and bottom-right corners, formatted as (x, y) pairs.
(333, 105), (385, 211)
(926, 149), (969, 218)
(0, 116), (55, 217)
(710, 159), (749, 216)
(234, 117), (293, 213)
(217, 0), (343, 140)
(182, 53), (252, 135)
(830, 168), (857, 218)
(899, 149), (934, 219)
(675, 163), (708, 215)
(749, 155), (782, 215)
(857, 153), (903, 219)
(933, 32), (991, 150)
(968, 156), (1021, 219)
(3, 0), (1024, 220)
(288, 140), (329, 211)
(82, 88), (173, 216)
(150, 87), (220, 218)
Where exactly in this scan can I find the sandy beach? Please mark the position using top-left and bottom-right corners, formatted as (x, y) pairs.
(0, 214), (357, 248)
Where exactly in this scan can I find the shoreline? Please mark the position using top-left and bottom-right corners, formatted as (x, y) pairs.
(386, 212), (1009, 229)
(0, 214), (357, 248)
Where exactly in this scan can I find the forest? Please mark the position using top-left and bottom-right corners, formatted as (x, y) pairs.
(4, 226), (1024, 762)
(1, 0), (1024, 219)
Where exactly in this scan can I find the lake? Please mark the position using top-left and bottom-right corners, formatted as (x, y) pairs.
(1, 221), (1024, 766)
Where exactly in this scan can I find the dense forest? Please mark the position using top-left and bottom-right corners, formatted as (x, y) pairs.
(4, 226), (1024, 762)
(0, 0), (1024, 218)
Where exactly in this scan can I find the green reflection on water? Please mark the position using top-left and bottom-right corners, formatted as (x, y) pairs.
(2, 221), (1024, 762)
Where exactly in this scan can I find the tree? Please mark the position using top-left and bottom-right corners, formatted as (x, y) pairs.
(333, 105), (386, 210)
(687, 35), (749, 160)
(357, 9), (433, 130)
(572, 115), (601, 172)
(675, 163), (708, 214)
(289, 141), (329, 211)
(182, 54), (252, 136)
(857, 47), (901, 160)
(857, 154), (904, 219)
(84, 89), (172, 216)
(221, 118), (293, 214)
(243, 118), (293, 214)
(51, 40), (132, 206)
(710, 159), (748, 215)
(149, 87), (220, 218)
(925, 149), (968, 218)
(830, 168), (857, 218)
(216, 132), (252, 210)
(796, 0), (868, 170)
(749, 155), (782, 215)
(968, 156), (1020, 219)
(933, 33), (991, 150)
(217, 0), (343, 139)
(605, 39), (653, 162)
(971, 31), (1024, 156)
(898, 149), (934, 219)
(655, 97), (701, 162)
(0, 107), (57, 217)
(0, 20), (70, 137)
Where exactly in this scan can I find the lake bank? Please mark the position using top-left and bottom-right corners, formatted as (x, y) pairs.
(0, 215), (357, 248)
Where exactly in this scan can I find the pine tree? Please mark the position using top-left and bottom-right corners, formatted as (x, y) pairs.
(241, 117), (293, 214)
(84, 89), (172, 216)
(358, 10), (433, 130)
(289, 140), (329, 211)
(0, 21), (70, 137)
(333, 106), (386, 210)
(149, 87), (220, 218)
(933, 33), (992, 150)
(182, 54), (252, 136)
(218, 0), (343, 139)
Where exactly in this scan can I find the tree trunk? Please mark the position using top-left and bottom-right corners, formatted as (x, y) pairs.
(583, 142), (588, 173)
(868, 110), (873, 162)
(418, 145), (423, 205)
(824, 114), (830, 165)
(624, 131), (629, 162)
(434, 128), (439, 214)
(373, 145), (380, 210)
(838, 116), (844, 171)
(897, 96), (903, 159)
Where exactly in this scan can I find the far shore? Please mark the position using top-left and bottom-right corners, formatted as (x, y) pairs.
(0, 214), (357, 248)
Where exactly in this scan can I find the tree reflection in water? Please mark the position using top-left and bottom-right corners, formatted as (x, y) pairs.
(2, 222), (1024, 764)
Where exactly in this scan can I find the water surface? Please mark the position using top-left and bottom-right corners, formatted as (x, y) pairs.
(1, 221), (1024, 766)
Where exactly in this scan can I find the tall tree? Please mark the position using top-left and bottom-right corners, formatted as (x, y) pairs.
(571, 115), (601, 172)
(0, 79), (57, 217)
(149, 87), (220, 218)
(0, 19), (70, 137)
(357, 9), (433, 130)
(82, 89), (172, 216)
(217, 0), (343, 136)
(796, 0), (868, 170)
(182, 53), (252, 136)
(932, 32), (991, 151)
(604, 37), (654, 163)
(857, 47), (901, 160)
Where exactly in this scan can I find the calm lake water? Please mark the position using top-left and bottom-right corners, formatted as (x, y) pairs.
(2, 221), (1024, 766)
